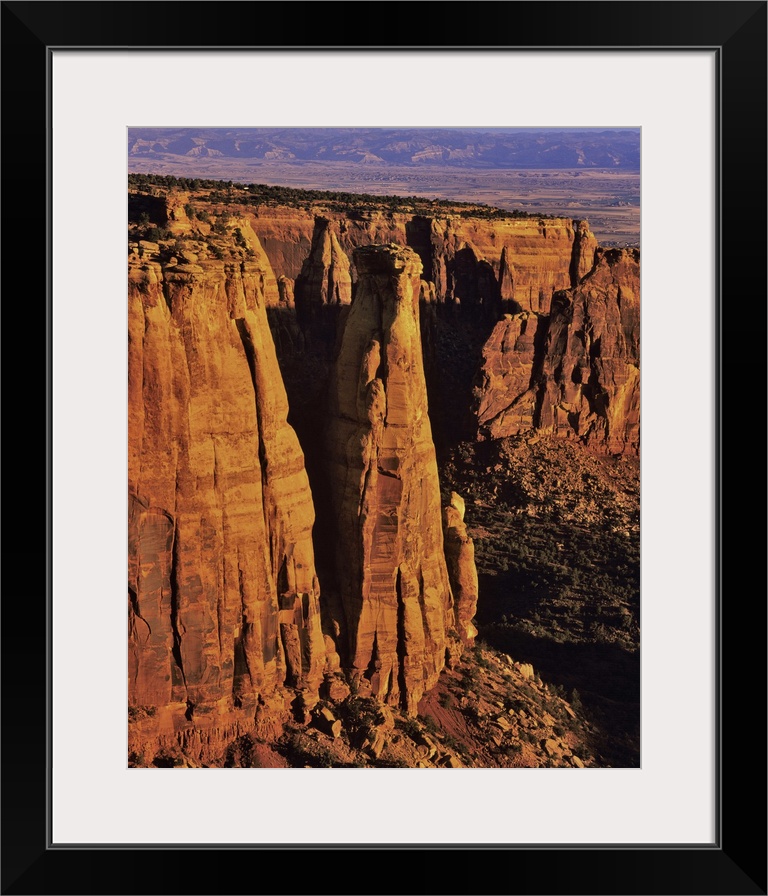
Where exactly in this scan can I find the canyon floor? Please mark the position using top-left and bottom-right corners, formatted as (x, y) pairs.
(440, 435), (640, 768)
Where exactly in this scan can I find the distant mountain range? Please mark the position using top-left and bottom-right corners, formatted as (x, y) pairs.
(128, 127), (640, 170)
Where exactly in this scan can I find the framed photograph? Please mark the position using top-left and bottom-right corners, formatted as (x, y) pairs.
(3, 2), (765, 893)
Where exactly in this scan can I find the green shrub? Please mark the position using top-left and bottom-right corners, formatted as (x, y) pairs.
(570, 689), (584, 714)
(398, 717), (422, 740)
(422, 714), (440, 736)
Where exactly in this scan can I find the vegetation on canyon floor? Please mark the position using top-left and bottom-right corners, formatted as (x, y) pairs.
(439, 436), (640, 768)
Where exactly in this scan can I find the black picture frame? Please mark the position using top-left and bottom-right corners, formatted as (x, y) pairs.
(2, 2), (765, 894)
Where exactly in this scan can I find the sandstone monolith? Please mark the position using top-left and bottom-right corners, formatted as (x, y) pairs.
(325, 244), (455, 713)
(128, 245), (326, 757)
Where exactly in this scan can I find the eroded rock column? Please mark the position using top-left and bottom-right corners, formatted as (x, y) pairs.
(294, 216), (352, 344)
(128, 248), (326, 743)
(326, 244), (455, 714)
(442, 493), (479, 647)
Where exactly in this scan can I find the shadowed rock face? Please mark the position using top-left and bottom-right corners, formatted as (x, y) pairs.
(292, 216), (353, 352)
(325, 244), (456, 714)
(421, 215), (582, 315)
(128, 249), (325, 744)
(472, 248), (640, 454)
(498, 246), (518, 311)
(294, 218), (352, 311)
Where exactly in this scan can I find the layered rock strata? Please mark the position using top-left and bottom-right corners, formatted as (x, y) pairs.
(325, 244), (456, 714)
(293, 217), (353, 347)
(128, 246), (326, 753)
(473, 248), (640, 454)
(153, 191), (591, 317)
(539, 248), (640, 454)
(418, 215), (583, 314)
(473, 311), (543, 441)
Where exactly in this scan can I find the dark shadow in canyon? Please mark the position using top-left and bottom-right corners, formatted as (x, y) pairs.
(478, 621), (640, 768)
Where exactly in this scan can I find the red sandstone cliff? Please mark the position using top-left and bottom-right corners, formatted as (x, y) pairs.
(324, 245), (457, 714)
(148, 189), (587, 313)
(128, 246), (326, 759)
(473, 248), (640, 454)
(414, 215), (582, 315)
(472, 311), (543, 441)
(539, 248), (640, 454)
(127, 183), (634, 767)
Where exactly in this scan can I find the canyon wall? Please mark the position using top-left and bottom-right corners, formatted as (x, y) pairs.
(127, 184), (638, 765)
(473, 248), (640, 454)
(416, 215), (582, 315)
(219, 203), (585, 310)
(128, 247), (326, 758)
(138, 190), (639, 458)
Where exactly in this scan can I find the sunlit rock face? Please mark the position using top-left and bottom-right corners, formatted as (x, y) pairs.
(472, 248), (639, 455)
(128, 246), (326, 755)
(442, 492), (479, 647)
(539, 248), (640, 454)
(472, 311), (543, 440)
(325, 244), (456, 714)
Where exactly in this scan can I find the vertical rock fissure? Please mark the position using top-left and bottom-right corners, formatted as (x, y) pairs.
(395, 566), (408, 709)
(236, 548), (254, 691)
(234, 317), (272, 554)
(217, 553), (225, 660)
(375, 279), (388, 384)
(160, 278), (173, 313)
(365, 632), (379, 682)
(169, 521), (188, 696)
